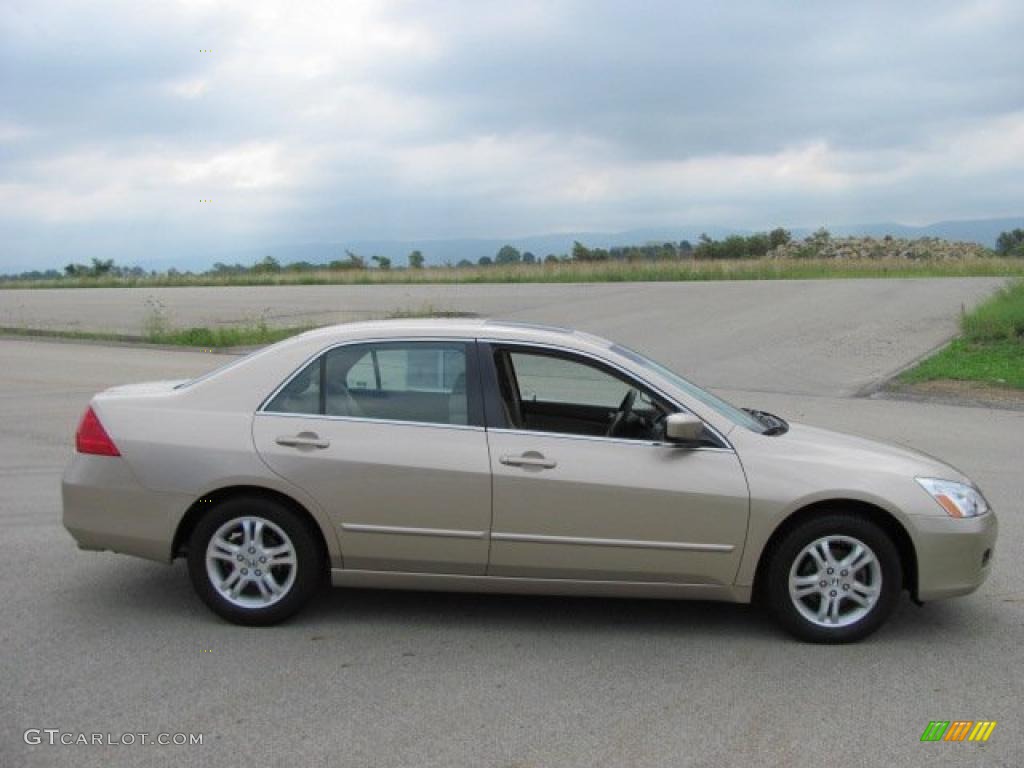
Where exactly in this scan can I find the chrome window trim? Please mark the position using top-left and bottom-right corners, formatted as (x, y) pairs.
(257, 410), (485, 433)
(477, 337), (735, 452)
(257, 336), (479, 430)
(490, 532), (735, 552)
(341, 523), (487, 540)
(486, 426), (732, 452)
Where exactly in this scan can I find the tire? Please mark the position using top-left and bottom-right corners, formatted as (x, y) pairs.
(187, 496), (324, 626)
(765, 513), (902, 643)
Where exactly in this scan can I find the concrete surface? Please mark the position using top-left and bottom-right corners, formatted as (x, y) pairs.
(1, 279), (1022, 766)
(0, 277), (1008, 396)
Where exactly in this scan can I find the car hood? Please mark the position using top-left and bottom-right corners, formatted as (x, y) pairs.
(770, 421), (971, 485)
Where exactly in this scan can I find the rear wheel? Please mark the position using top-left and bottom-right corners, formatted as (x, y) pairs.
(187, 496), (324, 626)
(765, 514), (902, 643)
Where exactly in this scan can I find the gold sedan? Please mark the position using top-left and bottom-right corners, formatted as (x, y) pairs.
(63, 319), (996, 642)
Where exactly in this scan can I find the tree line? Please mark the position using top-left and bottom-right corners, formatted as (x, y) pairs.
(2, 225), (1023, 281)
(996, 228), (1024, 257)
(208, 229), (798, 275)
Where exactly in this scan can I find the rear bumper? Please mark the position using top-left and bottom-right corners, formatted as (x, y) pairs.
(911, 511), (997, 601)
(62, 454), (190, 564)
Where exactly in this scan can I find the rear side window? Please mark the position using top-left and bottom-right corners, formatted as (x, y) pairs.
(344, 346), (466, 394)
(264, 357), (321, 414)
(264, 341), (478, 427)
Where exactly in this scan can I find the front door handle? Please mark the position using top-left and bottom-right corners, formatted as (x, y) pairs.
(500, 452), (557, 469)
(276, 432), (330, 449)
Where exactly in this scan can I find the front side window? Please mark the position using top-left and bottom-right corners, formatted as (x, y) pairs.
(265, 341), (474, 427)
(511, 351), (628, 408)
(497, 348), (670, 441)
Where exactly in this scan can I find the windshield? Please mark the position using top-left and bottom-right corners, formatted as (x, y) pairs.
(610, 344), (766, 433)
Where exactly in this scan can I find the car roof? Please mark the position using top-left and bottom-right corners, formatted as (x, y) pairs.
(292, 317), (614, 350)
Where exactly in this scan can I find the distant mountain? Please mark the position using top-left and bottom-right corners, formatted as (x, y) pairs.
(791, 218), (1022, 247)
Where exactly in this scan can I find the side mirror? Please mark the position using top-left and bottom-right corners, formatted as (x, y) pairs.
(665, 413), (705, 443)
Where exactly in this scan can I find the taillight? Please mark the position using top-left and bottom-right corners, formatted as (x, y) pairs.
(75, 406), (120, 456)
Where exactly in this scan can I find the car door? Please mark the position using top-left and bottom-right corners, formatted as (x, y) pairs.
(481, 343), (750, 586)
(253, 339), (492, 575)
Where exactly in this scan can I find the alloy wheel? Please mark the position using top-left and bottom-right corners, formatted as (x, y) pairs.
(205, 516), (298, 609)
(788, 535), (882, 628)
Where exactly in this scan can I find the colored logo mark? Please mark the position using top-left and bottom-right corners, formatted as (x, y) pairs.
(920, 720), (996, 742)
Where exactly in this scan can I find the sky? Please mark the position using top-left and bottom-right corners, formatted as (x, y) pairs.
(1, 0), (1023, 271)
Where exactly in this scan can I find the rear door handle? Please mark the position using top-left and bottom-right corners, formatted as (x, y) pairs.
(500, 453), (557, 469)
(276, 433), (330, 449)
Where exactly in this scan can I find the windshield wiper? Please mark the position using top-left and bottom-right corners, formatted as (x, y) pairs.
(743, 408), (789, 436)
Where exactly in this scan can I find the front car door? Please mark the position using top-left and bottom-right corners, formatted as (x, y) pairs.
(481, 342), (750, 587)
(253, 338), (492, 574)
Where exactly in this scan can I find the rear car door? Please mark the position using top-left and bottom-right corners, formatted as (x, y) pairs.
(481, 343), (749, 586)
(253, 339), (492, 574)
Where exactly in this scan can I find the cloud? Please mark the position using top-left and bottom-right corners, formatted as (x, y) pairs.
(166, 77), (210, 99)
(0, 120), (32, 142)
(1, 0), (1022, 269)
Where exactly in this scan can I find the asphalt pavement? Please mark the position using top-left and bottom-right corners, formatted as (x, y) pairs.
(0, 278), (1021, 767)
(0, 277), (1007, 396)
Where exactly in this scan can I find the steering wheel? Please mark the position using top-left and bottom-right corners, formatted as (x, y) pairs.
(606, 389), (637, 437)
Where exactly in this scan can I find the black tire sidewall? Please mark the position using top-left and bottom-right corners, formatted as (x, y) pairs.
(187, 496), (324, 626)
(766, 513), (902, 644)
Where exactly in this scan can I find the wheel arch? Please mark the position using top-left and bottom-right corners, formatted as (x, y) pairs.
(752, 498), (918, 602)
(172, 485), (333, 569)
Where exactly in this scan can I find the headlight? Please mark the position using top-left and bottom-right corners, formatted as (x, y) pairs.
(916, 477), (990, 518)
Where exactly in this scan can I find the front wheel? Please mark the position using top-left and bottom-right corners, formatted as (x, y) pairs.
(187, 496), (324, 626)
(765, 514), (902, 643)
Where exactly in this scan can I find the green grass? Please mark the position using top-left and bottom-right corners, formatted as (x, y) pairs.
(900, 339), (1024, 389)
(960, 280), (1024, 342)
(900, 280), (1024, 389)
(3, 256), (1024, 289)
(0, 322), (308, 348)
(144, 323), (312, 348)
(0, 326), (141, 344)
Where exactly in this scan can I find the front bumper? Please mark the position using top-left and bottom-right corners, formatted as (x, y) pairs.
(62, 453), (190, 564)
(910, 510), (997, 601)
